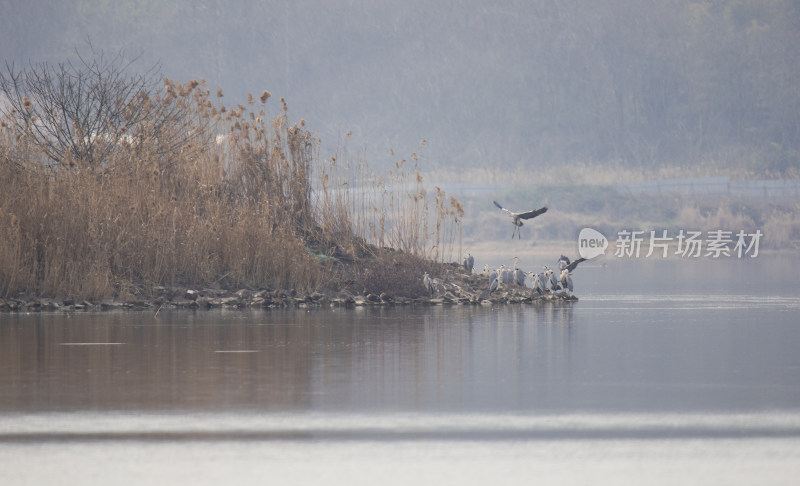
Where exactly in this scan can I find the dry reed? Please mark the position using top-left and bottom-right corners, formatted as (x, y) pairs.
(0, 78), (463, 300)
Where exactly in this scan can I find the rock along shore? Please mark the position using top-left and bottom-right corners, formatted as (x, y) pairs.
(0, 268), (577, 313)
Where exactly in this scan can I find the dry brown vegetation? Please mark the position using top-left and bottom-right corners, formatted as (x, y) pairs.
(0, 75), (463, 301)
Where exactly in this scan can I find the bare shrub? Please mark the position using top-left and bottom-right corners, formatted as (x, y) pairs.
(0, 45), (198, 171)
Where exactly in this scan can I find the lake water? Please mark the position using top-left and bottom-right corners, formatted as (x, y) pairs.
(1, 254), (799, 485)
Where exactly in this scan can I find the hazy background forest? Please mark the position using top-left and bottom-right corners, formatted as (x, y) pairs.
(0, 0), (798, 302)
(3, 0), (799, 176)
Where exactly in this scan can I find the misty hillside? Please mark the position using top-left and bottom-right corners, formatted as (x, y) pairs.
(2, 0), (799, 176)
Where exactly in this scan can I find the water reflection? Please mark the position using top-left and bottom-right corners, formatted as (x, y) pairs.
(0, 304), (578, 413)
(2, 257), (799, 486)
(2, 255), (800, 415)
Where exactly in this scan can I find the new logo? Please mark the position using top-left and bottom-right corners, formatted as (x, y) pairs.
(578, 227), (608, 260)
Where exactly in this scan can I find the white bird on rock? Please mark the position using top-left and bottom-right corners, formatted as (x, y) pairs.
(545, 266), (560, 291)
(423, 272), (435, 296)
(560, 268), (574, 293)
(528, 272), (544, 295)
(512, 257), (526, 286)
(463, 253), (474, 273)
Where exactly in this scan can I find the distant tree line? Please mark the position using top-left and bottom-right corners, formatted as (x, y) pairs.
(2, 0), (798, 174)
(517, 0), (800, 174)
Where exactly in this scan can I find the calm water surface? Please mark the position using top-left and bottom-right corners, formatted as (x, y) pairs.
(1, 255), (799, 485)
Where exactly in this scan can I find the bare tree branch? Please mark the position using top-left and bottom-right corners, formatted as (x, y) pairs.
(0, 44), (183, 170)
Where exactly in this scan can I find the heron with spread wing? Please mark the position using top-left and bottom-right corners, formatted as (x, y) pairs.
(558, 255), (587, 272)
(557, 255), (587, 294)
(493, 201), (548, 239)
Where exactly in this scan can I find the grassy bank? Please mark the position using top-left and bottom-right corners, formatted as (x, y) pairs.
(2, 60), (797, 304)
(0, 79), (462, 301)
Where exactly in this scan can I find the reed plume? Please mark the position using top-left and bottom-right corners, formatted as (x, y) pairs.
(0, 76), (462, 300)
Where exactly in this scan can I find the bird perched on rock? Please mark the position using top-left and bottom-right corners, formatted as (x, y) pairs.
(528, 272), (544, 295)
(423, 272), (435, 296)
(545, 266), (560, 291)
(495, 264), (514, 285)
(537, 272), (548, 292)
(513, 257), (526, 286)
(463, 253), (474, 273)
(560, 268), (574, 294)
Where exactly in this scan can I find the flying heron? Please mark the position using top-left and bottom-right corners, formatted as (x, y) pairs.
(493, 201), (548, 239)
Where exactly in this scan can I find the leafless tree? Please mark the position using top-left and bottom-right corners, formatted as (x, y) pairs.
(0, 44), (196, 170)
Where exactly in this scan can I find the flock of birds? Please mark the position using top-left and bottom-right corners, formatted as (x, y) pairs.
(422, 200), (587, 299)
(483, 254), (586, 296)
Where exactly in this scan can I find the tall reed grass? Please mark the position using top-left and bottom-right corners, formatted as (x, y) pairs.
(0, 79), (463, 300)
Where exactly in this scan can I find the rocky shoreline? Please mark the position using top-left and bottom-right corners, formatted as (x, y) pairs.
(0, 267), (578, 313)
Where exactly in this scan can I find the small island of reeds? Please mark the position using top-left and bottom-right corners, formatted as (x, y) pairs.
(0, 53), (576, 312)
